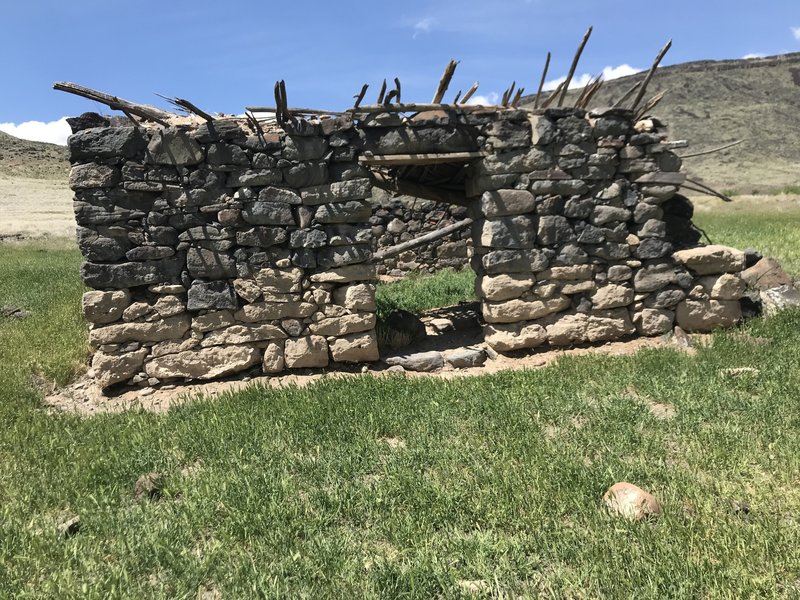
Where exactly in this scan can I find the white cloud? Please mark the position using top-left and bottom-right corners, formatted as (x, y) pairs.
(466, 92), (500, 106)
(0, 117), (71, 146)
(743, 53), (765, 59)
(792, 26), (800, 41)
(543, 64), (642, 91)
(412, 17), (436, 38)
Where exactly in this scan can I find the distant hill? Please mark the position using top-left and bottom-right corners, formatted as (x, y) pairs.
(522, 52), (800, 193)
(0, 130), (69, 180)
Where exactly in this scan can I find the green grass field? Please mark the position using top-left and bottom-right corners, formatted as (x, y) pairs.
(1, 203), (799, 598)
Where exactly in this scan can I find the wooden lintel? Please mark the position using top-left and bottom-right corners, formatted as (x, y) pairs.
(359, 151), (487, 166)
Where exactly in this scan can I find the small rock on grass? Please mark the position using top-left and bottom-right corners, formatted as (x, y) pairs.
(457, 580), (490, 594)
(134, 472), (164, 500)
(1, 305), (31, 319)
(56, 512), (81, 537)
(720, 367), (760, 378)
(603, 482), (662, 521)
(671, 325), (692, 349)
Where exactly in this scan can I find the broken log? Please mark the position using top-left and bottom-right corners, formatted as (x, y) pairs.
(682, 177), (733, 202)
(155, 94), (215, 122)
(432, 59), (459, 104)
(376, 79), (387, 104)
(540, 81), (566, 109)
(353, 84), (369, 109)
(460, 82), (479, 104)
(53, 81), (174, 125)
(635, 89), (667, 120)
(511, 87), (525, 107)
(612, 80), (641, 108)
(372, 217), (474, 261)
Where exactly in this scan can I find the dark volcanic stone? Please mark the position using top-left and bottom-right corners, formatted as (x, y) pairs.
(66, 112), (110, 133)
(186, 248), (237, 279)
(81, 257), (183, 289)
(241, 201), (295, 225)
(193, 120), (246, 143)
(479, 248), (551, 274)
(290, 228), (327, 248)
(125, 246), (175, 261)
(316, 245), (372, 268)
(187, 281), (238, 310)
(236, 227), (289, 247)
(68, 126), (147, 160)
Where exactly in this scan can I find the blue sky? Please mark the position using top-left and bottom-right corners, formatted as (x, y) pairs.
(2, 0), (799, 144)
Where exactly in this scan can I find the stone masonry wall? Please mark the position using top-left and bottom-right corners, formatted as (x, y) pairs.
(370, 194), (470, 275)
(70, 117), (380, 389)
(68, 105), (749, 388)
(469, 108), (747, 351)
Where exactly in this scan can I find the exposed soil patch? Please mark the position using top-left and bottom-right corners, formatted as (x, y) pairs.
(45, 329), (689, 417)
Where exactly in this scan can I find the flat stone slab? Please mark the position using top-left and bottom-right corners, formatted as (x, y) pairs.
(443, 348), (486, 369)
(384, 351), (444, 372)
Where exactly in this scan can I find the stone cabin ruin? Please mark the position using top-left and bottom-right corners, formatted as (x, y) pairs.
(56, 44), (754, 390)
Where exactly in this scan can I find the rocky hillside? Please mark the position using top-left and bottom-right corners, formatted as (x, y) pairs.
(522, 52), (800, 193)
(0, 130), (69, 180)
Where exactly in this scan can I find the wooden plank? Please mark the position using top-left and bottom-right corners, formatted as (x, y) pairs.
(359, 151), (487, 166)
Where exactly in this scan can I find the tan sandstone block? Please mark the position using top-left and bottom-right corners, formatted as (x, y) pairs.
(284, 335), (329, 368)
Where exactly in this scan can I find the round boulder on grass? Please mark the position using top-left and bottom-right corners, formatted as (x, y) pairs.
(603, 482), (662, 521)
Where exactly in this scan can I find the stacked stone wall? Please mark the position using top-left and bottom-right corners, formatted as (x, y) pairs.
(370, 195), (470, 275)
(469, 108), (747, 351)
(67, 105), (750, 388)
(70, 117), (380, 389)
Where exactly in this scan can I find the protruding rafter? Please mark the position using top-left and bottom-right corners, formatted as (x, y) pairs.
(533, 52), (552, 109)
(460, 82), (479, 105)
(353, 84), (369, 109)
(52, 81), (174, 125)
(155, 93), (215, 122)
(635, 89), (668, 120)
(558, 26), (593, 107)
(432, 59), (459, 104)
(376, 79), (387, 104)
(630, 39), (672, 111)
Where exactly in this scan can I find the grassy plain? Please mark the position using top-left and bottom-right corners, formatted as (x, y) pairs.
(0, 199), (799, 598)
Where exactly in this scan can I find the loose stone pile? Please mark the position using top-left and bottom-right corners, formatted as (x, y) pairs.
(67, 105), (752, 389)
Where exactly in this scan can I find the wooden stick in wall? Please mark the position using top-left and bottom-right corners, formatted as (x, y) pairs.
(558, 26), (593, 107)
